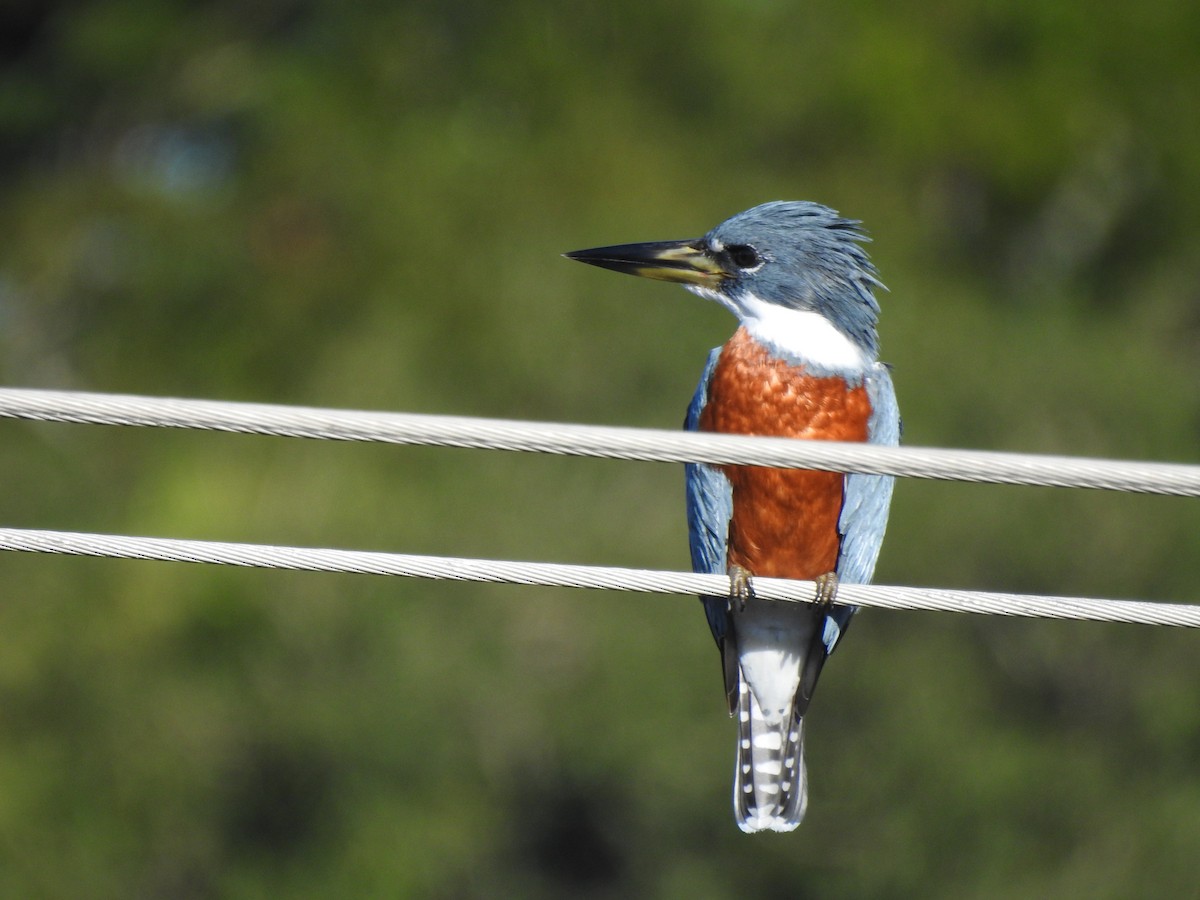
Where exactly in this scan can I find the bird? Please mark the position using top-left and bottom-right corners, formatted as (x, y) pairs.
(564, 201), (900, 833)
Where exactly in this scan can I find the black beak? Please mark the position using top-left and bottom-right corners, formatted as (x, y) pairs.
(564, 239), (727, 288)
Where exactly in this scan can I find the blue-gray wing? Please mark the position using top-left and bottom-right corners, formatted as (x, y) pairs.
(838, 362), (901, 583)
(683, 348), (733, 649)
(823, 363), (901, 652)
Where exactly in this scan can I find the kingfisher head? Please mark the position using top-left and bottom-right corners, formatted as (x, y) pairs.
(566, 201), (884, 369)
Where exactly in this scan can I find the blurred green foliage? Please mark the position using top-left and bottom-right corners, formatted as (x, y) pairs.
(1, 0), (1200, 896)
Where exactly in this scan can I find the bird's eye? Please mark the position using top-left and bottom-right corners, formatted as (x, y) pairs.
(726, 244), (762, 270)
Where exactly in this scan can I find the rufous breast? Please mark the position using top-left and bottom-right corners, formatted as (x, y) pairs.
(697, 327), (872, 580)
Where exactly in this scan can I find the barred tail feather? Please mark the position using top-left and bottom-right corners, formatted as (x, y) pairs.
(733, 679), (807, 833)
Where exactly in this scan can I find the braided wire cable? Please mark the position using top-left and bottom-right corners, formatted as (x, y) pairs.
(0, 387), (1197, 494)
(0, 527), (1196, 628)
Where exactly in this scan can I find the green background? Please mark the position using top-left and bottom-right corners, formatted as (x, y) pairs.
(2, 0), (1199, 896)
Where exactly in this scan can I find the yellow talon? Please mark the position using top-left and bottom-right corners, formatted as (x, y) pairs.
(729, 564), (754, 610)
(814, 572), (839, 608)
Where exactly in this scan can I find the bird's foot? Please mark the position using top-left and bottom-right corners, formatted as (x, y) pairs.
(729, 564), (755, 611)
(814, 571), (839, 609)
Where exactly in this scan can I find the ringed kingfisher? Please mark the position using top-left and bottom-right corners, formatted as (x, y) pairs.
(565, 201), (900, 832)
